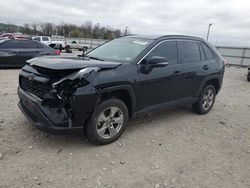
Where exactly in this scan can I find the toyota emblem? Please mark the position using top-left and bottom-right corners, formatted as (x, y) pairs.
(27, 74), (35, 82)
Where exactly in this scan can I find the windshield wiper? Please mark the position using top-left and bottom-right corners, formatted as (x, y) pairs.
(85, 55), (104, 61)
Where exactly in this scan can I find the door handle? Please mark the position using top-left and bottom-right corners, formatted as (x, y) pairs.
(203, 65), (209, 70)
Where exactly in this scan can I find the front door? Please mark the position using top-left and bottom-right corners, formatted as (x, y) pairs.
(135, 40), (182, 111)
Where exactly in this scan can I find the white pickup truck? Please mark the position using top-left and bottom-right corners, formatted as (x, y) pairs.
(32, 36), (67, 51)
(69, 40), (91, 51)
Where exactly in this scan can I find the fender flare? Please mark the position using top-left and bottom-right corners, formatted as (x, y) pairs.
(100, 85), (137, 110)
(198, 75), (221, 96)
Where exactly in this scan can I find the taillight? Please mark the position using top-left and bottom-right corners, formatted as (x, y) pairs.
(55, 50), (61, 55)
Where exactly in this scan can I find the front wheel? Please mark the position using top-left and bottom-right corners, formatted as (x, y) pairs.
(192, 85), (216, 114)
(86, 99), (129, 145)
(247, 72), (250, 81)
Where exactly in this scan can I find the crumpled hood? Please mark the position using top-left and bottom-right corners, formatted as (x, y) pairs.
(27, 56), (121, 70)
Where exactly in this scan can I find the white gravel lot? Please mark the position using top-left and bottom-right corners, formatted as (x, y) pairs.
(0, 65), (250, 188)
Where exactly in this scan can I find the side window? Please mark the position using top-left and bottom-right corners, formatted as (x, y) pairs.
(19, 40), (43, 49)
(181, 41), (200, 63)
(33, 37), (41, 42)
(42, 37), (49, 41)
(145, 41), (178, 65)
(0, 40), (19, 49)
(201, 43), (214, 59)
(199, 43), (206, 60)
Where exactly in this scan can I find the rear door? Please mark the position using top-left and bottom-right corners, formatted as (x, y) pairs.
(0, 40), (20, 67)
(179, 40), (212, 99)
(18, 40), (45, 65)
(200, 42), (218, 71)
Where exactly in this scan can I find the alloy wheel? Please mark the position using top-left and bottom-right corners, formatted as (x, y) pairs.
(202, 89), (214, 111)
(96, 107), (124, 139)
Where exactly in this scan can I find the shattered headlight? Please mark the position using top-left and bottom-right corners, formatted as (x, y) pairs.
(51, 67), (99, 100)
(52, 67), (99, 89)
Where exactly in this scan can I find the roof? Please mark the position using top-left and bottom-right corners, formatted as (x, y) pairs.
(0, 38), (41, 44)
(0, 38), (32, 41)
(122, 34), (204, 41)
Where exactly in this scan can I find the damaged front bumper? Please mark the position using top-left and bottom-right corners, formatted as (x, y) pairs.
(18, 85), (100, 134)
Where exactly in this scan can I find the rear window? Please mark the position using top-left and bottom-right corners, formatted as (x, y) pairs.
(0, 40), (19, 49)
(33, 37), (41, 42)
(19, 40), (43, 49)
(42, 37), (49, 41)
(181, 41), (200, 63)
(201, 43), (214, 59)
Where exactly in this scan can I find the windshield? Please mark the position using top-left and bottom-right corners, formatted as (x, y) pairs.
(86, 37), (153, 63)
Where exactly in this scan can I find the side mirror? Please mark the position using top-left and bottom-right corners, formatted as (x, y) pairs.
(77, 48), (87, 59)
(148, 56), (168, 67)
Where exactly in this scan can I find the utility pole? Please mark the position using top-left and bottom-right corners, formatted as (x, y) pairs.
(206, 23), (213, 41)
(125, 26), (128, 36)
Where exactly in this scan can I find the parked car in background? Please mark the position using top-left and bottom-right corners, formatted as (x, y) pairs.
(69, 40), (90, 51)
(0, 33), (24, 39)
(32, 36), (67, 51)
(18, 35), (225, 144)
(0, 38), (60, 68)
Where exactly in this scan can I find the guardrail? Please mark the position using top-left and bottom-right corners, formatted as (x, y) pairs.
(51, 36), (108, 49)
(216, 46), (250, 67)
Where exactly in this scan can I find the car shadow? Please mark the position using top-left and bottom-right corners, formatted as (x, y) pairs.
(22, 104), (194, 149)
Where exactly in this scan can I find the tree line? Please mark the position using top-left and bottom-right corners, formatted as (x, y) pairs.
(2, 22), (127, 39)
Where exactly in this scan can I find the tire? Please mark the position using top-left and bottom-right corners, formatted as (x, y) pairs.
(247, 72), (250, 81)
(192, 85), (216, 114)
(86, 98), (129, 145)
(59, 45), (63, 52)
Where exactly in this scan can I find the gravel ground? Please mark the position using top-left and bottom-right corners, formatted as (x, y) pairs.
(0, 66), (250, 188)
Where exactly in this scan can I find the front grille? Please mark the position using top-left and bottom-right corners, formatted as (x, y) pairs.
(19, 76), (52, 99)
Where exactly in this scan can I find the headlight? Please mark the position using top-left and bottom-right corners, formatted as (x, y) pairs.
(52, 67), (99, 89)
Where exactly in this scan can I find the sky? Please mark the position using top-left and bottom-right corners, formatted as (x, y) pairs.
(0, 0), (250, 46)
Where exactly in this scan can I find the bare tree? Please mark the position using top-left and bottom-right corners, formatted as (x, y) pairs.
(55, 24), (64, 36)
(84, 21), (93, 38)
(40, 23), (55, 36)
(31, 23), (38, 35)
(22, 23), (32, 34)
(93, 23), (100, 38)
(1, 21), (123, 39)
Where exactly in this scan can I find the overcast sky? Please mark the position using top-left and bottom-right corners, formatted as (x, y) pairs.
(1, 0), (249, 46)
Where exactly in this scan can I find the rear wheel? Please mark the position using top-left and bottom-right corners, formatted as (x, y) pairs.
(86, 99), (128, 145)
(247, 72), (250, 81)
(192, 85), (216, 114)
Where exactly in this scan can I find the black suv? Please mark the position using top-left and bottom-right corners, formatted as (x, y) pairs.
(18, 35), (225, 144)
